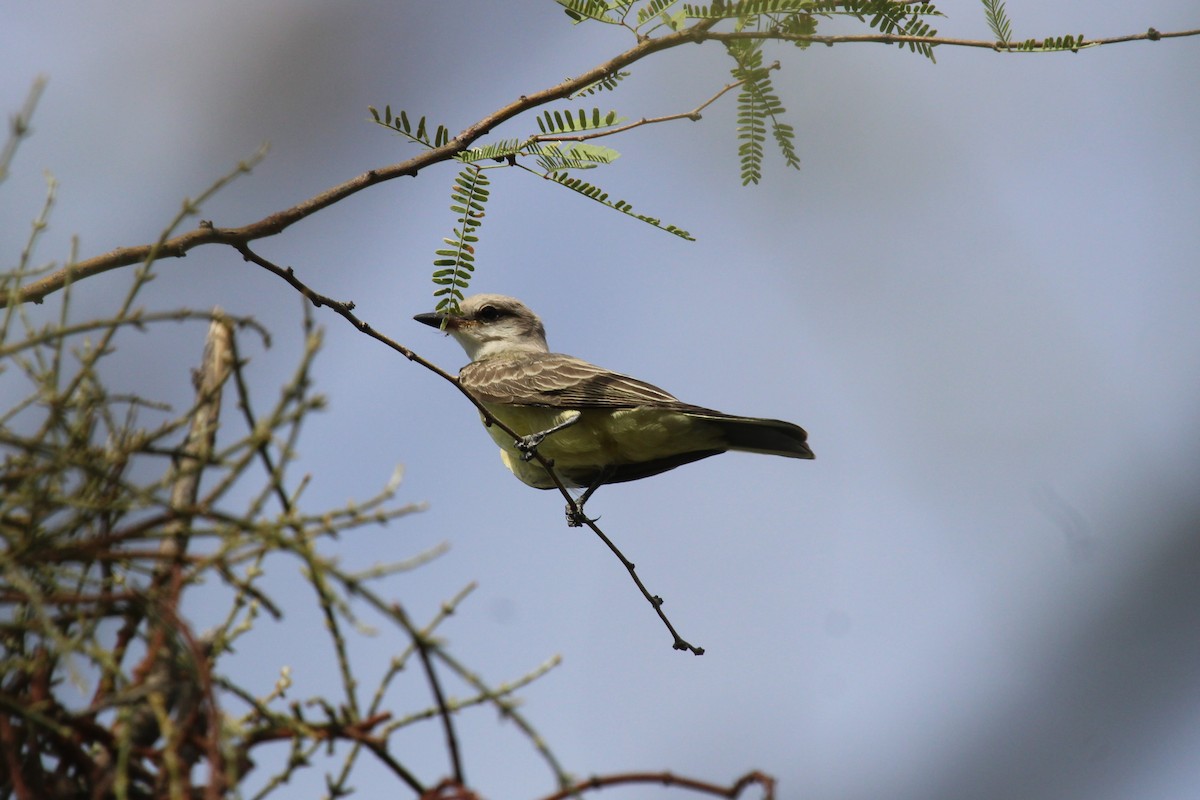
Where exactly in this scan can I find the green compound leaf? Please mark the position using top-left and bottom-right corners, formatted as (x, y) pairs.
(555, 0), (627, 24)
(570, 70), (632, 98)
(369, 105), (450, 148)
(727, 41), (800, 184)
(536, 108), (627, 135)
(546, 172), (695, 240)
(433, 165), (491, 313)
(981, 0), (1012, 44)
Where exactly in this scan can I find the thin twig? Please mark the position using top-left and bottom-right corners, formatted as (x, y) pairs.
(532, 66), (767, 144)
(706, 26), (1200, 52)
(404, 606), (466, 785)
(579, 516), (704, 655)
(0, 75), (46, 183)
(538, 769), (776, 800)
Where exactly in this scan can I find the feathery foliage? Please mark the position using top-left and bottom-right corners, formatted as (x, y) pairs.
(454, 138), (526, 164)
(531, 142), (621, 172)
(546, 172), (694, 240)
(637, 0), (681, 27)
(981, 0), (1012, 44)
(1012, 33), (1091, 53)
(434, 165), (490, 313)
(369, 105), (451, 148)
(727, 41), (800, 184)
(536, 107), (627, 135)
(683, 0), (816, 19)
(805, 1), (942, 61)
(556, 0), (629, 24)
(374, 0), (1118, 308)
(570, 70), (632, 97)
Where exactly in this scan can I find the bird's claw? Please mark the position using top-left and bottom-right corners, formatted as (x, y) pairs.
(565, 504), (599, 528)
(515, 433), (545, 462)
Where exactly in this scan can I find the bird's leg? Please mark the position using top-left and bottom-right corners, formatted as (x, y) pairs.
(565, 471), (608, 527)
(516, 411), (582, 462)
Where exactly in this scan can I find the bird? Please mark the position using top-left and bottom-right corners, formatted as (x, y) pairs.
(414, 294), (813, 518)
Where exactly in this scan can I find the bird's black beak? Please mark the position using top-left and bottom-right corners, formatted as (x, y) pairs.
(413, 311), (445, 329)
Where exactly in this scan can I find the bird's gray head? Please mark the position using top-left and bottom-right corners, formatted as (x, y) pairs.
(413, 294), (549, 361)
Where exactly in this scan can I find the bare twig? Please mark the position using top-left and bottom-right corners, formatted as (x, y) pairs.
(403, 606), (466, 785)
(0, 75), (46, 184)
(539, 769), (776, 800)
(578, 516), (704, 655)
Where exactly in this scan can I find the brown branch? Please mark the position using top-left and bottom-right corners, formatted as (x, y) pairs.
(0, 589), (141, 605)
(0, 21), (719, 308)
(539, 769), (776, 800)
(238, 710), (426, 792)
(0, 714), (35, 800)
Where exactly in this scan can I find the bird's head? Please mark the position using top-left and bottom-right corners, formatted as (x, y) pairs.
(414, 294), (549, 361)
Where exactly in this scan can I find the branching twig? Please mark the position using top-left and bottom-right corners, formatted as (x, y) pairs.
(532, 66), (767, 144)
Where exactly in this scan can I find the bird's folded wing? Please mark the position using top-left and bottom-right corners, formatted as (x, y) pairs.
(460, 352), (695, 409)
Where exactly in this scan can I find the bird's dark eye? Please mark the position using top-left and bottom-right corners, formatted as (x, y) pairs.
(476, 305), (502, 322)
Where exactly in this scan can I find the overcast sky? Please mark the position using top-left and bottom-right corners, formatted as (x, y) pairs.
(4, 2), (1200, 799)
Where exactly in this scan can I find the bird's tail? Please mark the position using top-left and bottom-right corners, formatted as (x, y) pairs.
(695, 413), (815, 460)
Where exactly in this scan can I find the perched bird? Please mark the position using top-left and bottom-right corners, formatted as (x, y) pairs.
(415, 294), (813, 514)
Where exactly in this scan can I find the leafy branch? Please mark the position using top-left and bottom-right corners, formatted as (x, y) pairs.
(3, 10), (1195, 307)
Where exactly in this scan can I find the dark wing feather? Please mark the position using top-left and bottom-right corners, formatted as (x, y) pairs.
(460, 352), (701, 410)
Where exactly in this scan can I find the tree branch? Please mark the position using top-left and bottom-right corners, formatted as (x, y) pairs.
(9, 18), (1191, 307)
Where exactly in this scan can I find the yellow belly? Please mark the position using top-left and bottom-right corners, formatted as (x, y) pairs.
(479, 404), (723, 489)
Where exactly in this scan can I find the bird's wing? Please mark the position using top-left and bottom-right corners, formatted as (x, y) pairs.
(460, 352), (695, 409)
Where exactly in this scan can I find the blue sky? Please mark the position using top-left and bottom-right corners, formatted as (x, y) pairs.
(4, 2), (1200, 798)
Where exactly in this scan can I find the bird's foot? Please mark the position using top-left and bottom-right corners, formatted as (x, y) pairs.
(565, 503), (598, 528)
(515, 432), (546, 462)
(515, 412), (582, 462)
